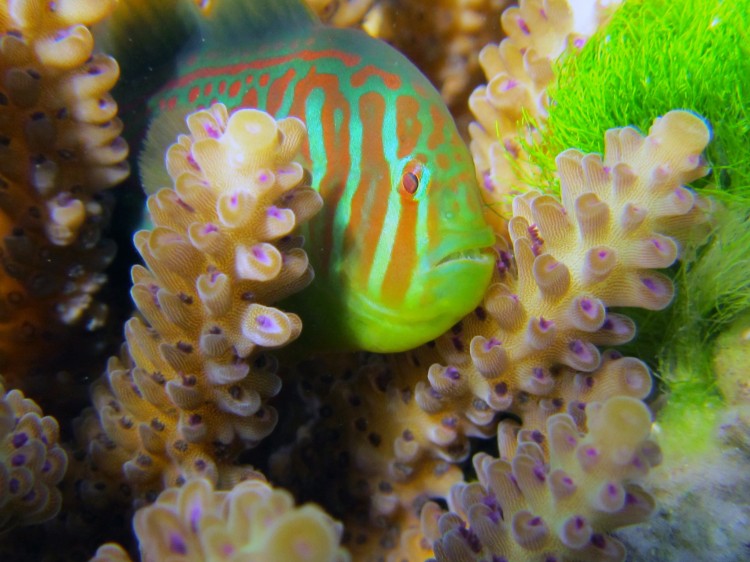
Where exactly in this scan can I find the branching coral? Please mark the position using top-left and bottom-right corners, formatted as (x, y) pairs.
(469, 0), (619, 229)
(0, 0), (127, 389)
(271, 110), (712, 561)
(77, 103), (322, 503)
(0, 375), (67, 532)
(426, 396), (661, 561)
(270, 354), (463, 561)
(90, 476), (350, 562)
(306, 0), (376, 27)
(0, 2), (741, 561)
(363, 0), (508, 116)
(395, 110), (711, 447)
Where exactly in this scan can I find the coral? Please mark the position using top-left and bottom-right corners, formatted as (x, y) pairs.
(364, 0), (508, 116)
(390, 110), (711, 456)
(532, 0), (750, 471)
(90, 477), (350, 562)
(0, 2), (743, 561)
(426, 396), (661, 561)
(468, 0), (619, 229)
(271, 110), (712, 561)
(78, 104), (322, 503)
(306, 0), (376, 26)
(0, 0), (127, 390)
(532, 0), (750, 193)
(270, 354), (462, 561)
(0, 376), (67, 532)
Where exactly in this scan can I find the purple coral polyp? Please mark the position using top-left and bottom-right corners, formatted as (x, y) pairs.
(12, 433), (28, 448)
(11, 453), (26, 467)
(256, 315), (272, 329)
(169, 533), (188, 555)
(444, 367), (460, 381)
(252, 245), (270, 263)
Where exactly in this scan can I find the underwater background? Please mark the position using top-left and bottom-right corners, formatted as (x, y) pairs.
(0, 0), (749, 560)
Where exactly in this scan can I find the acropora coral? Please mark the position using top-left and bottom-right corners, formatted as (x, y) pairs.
(269, 109), (711, 561)
(427, 396), (660, 561)
(0, 376), (67, 532)
(77, 103), (322, 504)
(530, 0), (750, 470)
(91, 477), (350, 562)
(0, 0), (128, 398)
(1, 1), (748, 561)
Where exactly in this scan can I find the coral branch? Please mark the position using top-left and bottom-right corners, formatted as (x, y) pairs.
(395, 110), (712, 455)
(90, 477), (350, 562)
(0, 376), (67, 532)
(0, 0), (127, 389)
(469, 0), (619, 227)
(426, 396), (660, 561)
(273, 111), (712, 560)
(78, 104), (322, 503)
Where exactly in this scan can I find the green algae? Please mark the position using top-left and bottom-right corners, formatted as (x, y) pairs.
(524, 0), (750, 452)
(530, 0), (750, 197)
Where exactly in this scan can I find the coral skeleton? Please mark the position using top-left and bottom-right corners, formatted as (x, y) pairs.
(79, 104), (322, 503)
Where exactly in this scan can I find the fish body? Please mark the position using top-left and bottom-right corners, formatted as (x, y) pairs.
(133, 0), (495, 352)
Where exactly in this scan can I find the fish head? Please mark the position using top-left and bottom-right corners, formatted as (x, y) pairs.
(344, 109), (496, 352)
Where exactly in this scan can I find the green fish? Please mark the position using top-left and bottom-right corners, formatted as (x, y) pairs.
(109, 0), (495, 352)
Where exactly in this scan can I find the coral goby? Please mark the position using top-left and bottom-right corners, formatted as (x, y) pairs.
(131, 0), (495, 353)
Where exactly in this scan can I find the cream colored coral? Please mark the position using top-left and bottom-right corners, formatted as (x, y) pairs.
(306, 0), (376, 26)
(91, 477), (349, 562)
(0, 375), (67, 532)
(426, 396), (660, 561)
(0, 0), (124, 387)
(469, 0), (618, 227)
(83, 104), (322, 502)
(394, 110), (711, 448)
(0, 0), (127, 246)
(363, 0), (508, 115)
(272, 111), (711, 561)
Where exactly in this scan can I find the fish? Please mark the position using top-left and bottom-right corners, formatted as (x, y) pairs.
(107, 0), (495, 353)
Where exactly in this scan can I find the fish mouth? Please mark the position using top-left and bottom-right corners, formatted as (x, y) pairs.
(435, 246), (495, 267)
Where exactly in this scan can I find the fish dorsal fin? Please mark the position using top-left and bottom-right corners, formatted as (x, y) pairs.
(191, 0), (320, 46)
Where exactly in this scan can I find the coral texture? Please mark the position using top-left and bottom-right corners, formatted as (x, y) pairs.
(271, 110), (712, 561)
(0, 376), (67, 532)
(306, 0), (376, 26)
(427, 396), (661, 561)
(469, 0), (619, 228)
(78, 104), (322, 503)
(0, 2), (741, 561)
(90, 477), (350, 562)
(394, 109), (711, 451)
(0, 0), (127, 389)
(364, 0), (508, 115)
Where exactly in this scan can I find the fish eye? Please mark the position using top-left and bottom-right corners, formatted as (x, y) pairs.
(402, 171), (419, 194)
(400, 161), (424, 197)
